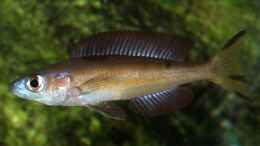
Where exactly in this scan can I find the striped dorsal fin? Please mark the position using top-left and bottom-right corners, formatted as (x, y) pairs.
(70, 31), (193, 61)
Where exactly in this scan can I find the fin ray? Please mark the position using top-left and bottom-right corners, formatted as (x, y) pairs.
(70, 31), (193, 61)
(90, 102), (126, 120)
(130, 87), (193, 117)
(210, 30), (257, 101)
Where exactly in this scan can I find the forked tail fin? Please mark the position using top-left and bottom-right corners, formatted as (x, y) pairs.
(210, 30), (256, 101)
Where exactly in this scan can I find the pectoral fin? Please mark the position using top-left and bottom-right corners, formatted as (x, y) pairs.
(130, 87), (193, 117)
(90, 102), (126, 120)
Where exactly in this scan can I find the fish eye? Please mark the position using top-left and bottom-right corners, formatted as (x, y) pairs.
(26, 75), (45, 92)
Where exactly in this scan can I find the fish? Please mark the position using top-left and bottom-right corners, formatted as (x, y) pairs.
(10, 30), (255, 120)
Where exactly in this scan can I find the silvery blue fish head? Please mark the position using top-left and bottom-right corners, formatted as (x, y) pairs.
(11, 72), (73, 105)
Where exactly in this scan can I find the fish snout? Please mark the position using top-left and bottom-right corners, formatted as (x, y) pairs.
(10, 79), (20, 93)
(10, 78), (26, 97)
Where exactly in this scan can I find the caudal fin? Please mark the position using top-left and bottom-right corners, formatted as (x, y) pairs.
(210, 30), (256, 101)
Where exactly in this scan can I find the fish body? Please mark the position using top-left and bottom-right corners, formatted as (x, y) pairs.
(39, 57), (211, 105)
(11, 31), (254, 118)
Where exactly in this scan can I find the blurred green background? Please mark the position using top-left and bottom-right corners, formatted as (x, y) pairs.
(0, 0), (260, 146)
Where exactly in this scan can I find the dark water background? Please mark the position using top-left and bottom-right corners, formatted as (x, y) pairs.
(0, 0), (260, 146)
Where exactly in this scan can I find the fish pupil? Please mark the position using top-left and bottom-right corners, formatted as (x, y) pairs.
(30, 79), (39, 88)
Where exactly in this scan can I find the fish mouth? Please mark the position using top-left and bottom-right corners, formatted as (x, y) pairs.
(10, 79), (27, 98)
(10, 80), (19, 94)
(10, 85), (23, 97)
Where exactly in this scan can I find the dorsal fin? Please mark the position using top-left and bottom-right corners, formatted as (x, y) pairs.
(70, 31), (193, 61)
(130, 87), (193, 117)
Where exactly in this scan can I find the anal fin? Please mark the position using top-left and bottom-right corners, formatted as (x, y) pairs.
(130, 87), (193, 117)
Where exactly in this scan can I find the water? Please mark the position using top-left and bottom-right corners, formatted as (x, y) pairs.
(0, 0), (259, 146)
